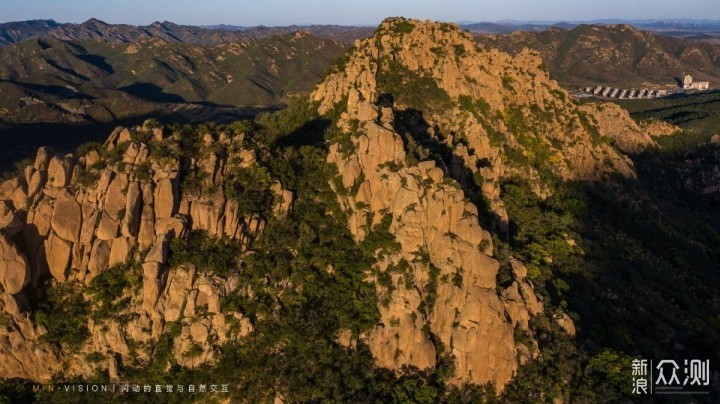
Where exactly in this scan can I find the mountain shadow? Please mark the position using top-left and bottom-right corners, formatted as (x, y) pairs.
(118, 82), (186, 103)
(389, 104), (505, 233)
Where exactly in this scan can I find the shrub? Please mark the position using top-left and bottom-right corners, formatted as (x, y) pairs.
(255, 95), (318, 146)
(390, 21), (415, 35)
(34, 282), (90, 348)
(576, 108), (602, 145)
(360, 215), (401, 258)
(86, 260), (141, 321)
(86, 352), (105, 363)
(377, 60), (452, 113)
(223, 164), (275, 217)
(76, 141), (103, 157)
(452, 271), (463, 288)
(458, 95), (490, 118)
(130, 130), (153, 144)
(75, 167), (99, 187)
(502, 75), (514, 90)
(134, 161), (152, 182)
(169, 230), (241, 276)
(180, 170), (208, 196)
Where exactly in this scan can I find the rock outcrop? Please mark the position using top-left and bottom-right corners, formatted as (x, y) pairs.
(311, 18), (592, 390)
(0, 122), (282, 381)
(0, 234), (30, 294)
(580, 102), (656, 153)
(314, 18), (654, 231)
(324, 102), (541, 389)
(638, 118), (681, 138)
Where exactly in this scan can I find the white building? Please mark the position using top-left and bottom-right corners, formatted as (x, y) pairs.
(683, 75), (710, 91)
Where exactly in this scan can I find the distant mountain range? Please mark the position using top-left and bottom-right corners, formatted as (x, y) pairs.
(0, 31), (346, 126)
(475, 24), (720, 88)
(4, 18), (720, 49)
(0, 19), (374, 47)
(461, 19), (720, 36)
(1, 18), (719, 127)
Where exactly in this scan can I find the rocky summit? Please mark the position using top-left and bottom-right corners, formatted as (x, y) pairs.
(0, 17), (718, 402)
(315, 17), (653, 232)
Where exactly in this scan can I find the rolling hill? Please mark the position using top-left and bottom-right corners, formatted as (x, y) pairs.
(0, 31), (347, 125)
(0, 30), (348, 168)
(475, 24), (720, 89)
(0, 18), (373, 47)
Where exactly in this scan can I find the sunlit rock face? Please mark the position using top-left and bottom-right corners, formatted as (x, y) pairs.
(0, 121), (287, 381)
(308, 17), (621, 389)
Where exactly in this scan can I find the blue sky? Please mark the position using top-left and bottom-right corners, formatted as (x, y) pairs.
(3, 0), (720, 26)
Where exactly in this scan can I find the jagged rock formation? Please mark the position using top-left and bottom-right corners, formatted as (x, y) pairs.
(314, 18), (654, 231)
(309, 18), (627, 389)
(308, 16), (669, 390)
(0, 121), (288, 380)
(580, 102), (658, 154)
(325, 100), (543, 388)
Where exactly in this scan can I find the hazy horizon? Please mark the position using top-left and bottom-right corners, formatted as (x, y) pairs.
(6, 16), (720, 28)
(3, 0), (720, 26)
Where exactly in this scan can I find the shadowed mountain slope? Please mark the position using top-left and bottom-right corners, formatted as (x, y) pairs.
(476, 24), (720, 88)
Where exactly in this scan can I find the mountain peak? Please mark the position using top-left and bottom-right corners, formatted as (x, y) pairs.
(313, 17), (651, 226)
(150, 20), (180, 29)
(81, 18), (109, 27)
(308, 16), (658, 388)
(604, 23), (643, 35)
(375, 17), (470, 44)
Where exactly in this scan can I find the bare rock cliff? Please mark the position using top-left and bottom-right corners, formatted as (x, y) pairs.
(0, 122), (283, 380)
(310, 18), (593, 388)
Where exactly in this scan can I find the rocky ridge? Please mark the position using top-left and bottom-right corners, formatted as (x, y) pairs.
(307, 16), (672, 390)
(0, 121), (292, 380)
(314, 18), (654, 230)
(309, 18), (638, 388)
(325, 103), (545, 387)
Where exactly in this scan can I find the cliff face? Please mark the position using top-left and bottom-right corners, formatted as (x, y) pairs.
(312, 18), (600, 388)
(0, 122), (282, 380)
(325, 103), (543, 387)
(309, 17), (662, 389)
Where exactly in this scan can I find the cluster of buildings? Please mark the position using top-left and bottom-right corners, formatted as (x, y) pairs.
(582, 86), (669, 99)
(582, 74), (711, 100)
